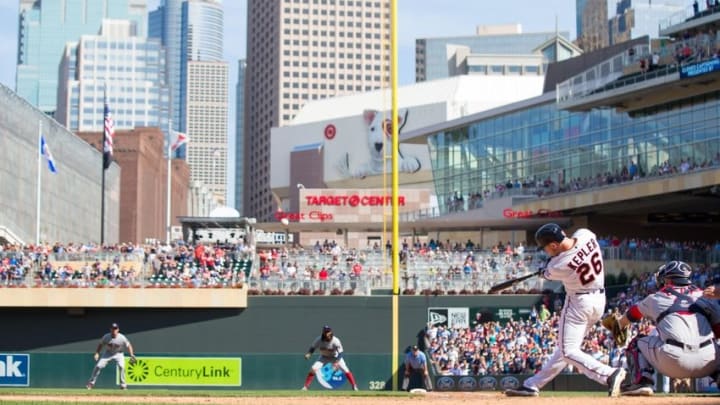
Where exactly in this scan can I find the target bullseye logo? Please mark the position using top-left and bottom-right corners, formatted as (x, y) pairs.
(324, 124), (336, 140)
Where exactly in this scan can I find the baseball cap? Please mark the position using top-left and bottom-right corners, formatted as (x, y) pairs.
(412, 345), (419, 351)
(111, 323), (119, 329)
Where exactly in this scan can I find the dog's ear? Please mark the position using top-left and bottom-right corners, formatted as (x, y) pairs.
(363, 110), (377, 126)
(397, 109), (409, 131)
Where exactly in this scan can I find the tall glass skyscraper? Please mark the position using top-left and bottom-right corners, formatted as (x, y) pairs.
(55, 19), (169, 133)
(234, 59), (246, 215)
(16, 0), (147, 115)
(150, 0), (228, 208)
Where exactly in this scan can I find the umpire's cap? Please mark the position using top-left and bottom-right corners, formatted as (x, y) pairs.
(111, 323), (119, 329)
(655, 260), (692, 287)
(535, 223), (565, 249)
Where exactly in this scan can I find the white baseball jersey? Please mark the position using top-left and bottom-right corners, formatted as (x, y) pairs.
(544, 228), (604, 294)
(310, 336), (344, 359)
(99, 333), (131, 355)
(522, 227), (617, 392)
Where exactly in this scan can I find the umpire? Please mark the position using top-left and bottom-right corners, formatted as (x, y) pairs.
(402, 345), (433, 391)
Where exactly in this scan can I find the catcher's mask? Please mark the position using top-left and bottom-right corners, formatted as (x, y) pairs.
(655, 260), (692, 287)
(321, 325), (333, 341)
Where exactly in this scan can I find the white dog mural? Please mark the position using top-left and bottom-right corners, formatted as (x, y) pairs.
(337, 109), (422, 179)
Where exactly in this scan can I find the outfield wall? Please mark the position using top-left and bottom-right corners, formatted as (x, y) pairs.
(0, 295), (552, 390)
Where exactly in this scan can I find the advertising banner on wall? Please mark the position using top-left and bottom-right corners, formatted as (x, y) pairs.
(0, 354), (29, 387)
(119, 357), (242, 387)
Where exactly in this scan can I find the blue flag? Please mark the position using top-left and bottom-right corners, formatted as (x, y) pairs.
(40, 135), (57, 173)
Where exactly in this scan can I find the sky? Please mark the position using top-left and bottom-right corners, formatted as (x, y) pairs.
(0, 0), (576, 206)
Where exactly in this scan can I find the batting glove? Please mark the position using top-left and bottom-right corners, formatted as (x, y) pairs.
(304, 353), (311, 360)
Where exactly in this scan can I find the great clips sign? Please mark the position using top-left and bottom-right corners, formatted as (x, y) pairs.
(305, 194), (406, 207)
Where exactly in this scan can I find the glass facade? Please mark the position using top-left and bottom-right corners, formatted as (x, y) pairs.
(16, 0), (147, 115)
(609, 0), (686, 45)
(56, 22), (169, 134)
(429, 92), (720, 213)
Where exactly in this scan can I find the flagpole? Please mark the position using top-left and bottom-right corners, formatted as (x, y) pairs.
(36, 120), (42, 246)
(101, 86), (107, 246)
(166, 123), (172, 244)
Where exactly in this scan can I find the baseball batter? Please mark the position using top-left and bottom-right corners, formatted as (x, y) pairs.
(505, 223), (626, 397)
(302, 325), (359, 391)
(86, 322), (136, 390)
(615, 261), (720, 396)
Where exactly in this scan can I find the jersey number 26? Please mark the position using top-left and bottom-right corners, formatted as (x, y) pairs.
(576, 252), (602, 285)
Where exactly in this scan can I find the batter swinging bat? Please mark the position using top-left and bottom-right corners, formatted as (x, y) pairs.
(488, 270), (543, 294)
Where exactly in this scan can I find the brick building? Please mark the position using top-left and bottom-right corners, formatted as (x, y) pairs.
(77, 127), (190, 243)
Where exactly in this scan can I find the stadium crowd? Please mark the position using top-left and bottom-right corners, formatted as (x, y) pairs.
(1, 237), (718, 295)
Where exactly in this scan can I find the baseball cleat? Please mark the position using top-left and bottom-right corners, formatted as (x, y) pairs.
(353, 385), (359, 391)
(621, 384), (653, 396)
(607, 368), (627, 397)
(504, 386), (539, 397)
(120, 385), (127, 390)
(300, 386), (308, 391)
(85, 382), (94, 390)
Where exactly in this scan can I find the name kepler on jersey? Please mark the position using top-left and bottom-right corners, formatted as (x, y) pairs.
(0, 354), (29, 386)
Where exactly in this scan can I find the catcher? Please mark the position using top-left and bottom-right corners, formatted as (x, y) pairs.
(302, 325), (359, 391)
(86, 322), (137, 390)
(602, 261), (720, 396)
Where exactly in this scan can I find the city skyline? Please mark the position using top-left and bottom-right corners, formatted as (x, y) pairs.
(0, 0), (578, 208)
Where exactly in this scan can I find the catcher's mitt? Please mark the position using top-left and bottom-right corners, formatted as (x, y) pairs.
(129, 356), (137, 365)
(601, 314), (628, 347)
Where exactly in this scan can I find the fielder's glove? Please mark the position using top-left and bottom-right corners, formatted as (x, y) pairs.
(304, 353), (311, 360)
(601, 313), (628, 347)
(129, 356), (137, 365)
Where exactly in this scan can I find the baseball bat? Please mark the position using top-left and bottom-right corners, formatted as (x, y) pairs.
(487, 270), (542, 294)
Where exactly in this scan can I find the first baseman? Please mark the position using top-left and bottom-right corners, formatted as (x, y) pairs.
(616, 261), (720, 396)
(505, 223), (626, 397)
(302, 325), (359, 391)
(86, 322), (136, 390)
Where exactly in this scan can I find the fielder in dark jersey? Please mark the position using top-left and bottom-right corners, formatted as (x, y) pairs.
(302, 325), (358, 390)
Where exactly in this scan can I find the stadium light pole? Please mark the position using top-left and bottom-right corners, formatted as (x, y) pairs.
(390, 0), (400, 392)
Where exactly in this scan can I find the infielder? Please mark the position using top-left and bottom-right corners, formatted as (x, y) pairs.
(86, 322), (136, 390)
(402, 345), (433, 391)
(608, 261), (720, 396)
(505, 223), (626, 397)
(302, 325), (359, 391)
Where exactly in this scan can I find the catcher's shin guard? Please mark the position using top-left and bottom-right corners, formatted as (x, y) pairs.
(626, 335), (653, 384)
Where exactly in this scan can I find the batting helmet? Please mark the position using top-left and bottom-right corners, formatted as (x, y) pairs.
(534, 223), (565, 249)
(655, 260), (692, 287)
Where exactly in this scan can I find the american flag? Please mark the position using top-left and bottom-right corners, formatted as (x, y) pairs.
(103, 102), (115, 170)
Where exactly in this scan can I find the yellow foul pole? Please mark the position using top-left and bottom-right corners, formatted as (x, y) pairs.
(390, 0), (400, 391)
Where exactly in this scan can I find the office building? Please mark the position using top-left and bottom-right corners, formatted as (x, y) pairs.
(17, 0), (147, 115)
(55, 19), (169, 132)
(576, 0), (609, 51)
(234, 59), (247, 215)
(244, 0), (391, 221)
(415, 24), (578, 82)
(150, 0), (228, 207)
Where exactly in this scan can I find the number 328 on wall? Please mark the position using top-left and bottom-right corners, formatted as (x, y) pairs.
(368, 380), (386, 390)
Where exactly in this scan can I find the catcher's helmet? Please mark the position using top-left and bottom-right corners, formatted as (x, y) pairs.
(534, 223), (565, 249)
(655, 260), (692, 287)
